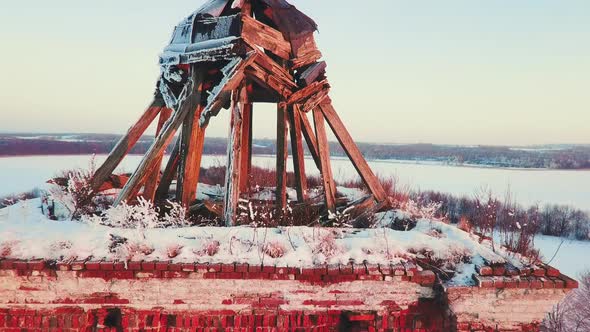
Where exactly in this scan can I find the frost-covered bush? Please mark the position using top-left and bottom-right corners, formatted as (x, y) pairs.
(543, 271), (590, 332)
(262, 241), (286, 258)
(194, 240), (220, 257)
(81, 198), (190, 229)
(47, 157), (105, 219)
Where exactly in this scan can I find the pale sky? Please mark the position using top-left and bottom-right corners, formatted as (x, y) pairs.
(0, 0), (588, 146)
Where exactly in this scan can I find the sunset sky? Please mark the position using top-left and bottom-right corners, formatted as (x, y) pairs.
(0, 0), (588, 145)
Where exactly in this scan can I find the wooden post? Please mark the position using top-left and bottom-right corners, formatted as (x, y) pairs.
(276, 102), (289, 213)
(239, 102), (253, 193)
(91, 100), (161, 191)
(177, 104), (207, 207)
(313, 108), (336, 213)
(223, 85), (247, 226)
(114, 67), (205, 206)
(142, 107), (173, 201)
(288, 105), (308, 202)
(154, 136), (181, 203)
(298, 110), (321, 170)
(318, 102), (387, 202)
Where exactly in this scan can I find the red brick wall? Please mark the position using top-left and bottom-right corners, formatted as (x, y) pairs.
(0, 260), (447, 331)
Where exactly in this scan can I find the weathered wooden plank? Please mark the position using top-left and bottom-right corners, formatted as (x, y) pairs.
(297, 61), (327, 87)
(276, 102), (289, 213)
(223, 86), (247, 226)
(177, 105), (207, 207)
(250, 51), (296, 88)
(154, 136), (181, 203)
(239, 102), (253, 193)
(298, 110), (321, 170)
(114, 67), (206, 207)
(241, 14), (291, 59)
(290, 33), (323, 69)
(142, 107), (173, 201)
(288, 105), (308, 202)
(91, 100), (161, 191)
(313, 108), (336, 213)
(287, 79), (330, 105)
(319, 102), (387, 202)
(300, 87), (330, 113)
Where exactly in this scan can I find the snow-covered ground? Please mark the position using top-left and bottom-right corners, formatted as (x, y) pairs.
(0, 198), (525, 286)
(534, 235), (590, 280)
(1, 155), (589, 211)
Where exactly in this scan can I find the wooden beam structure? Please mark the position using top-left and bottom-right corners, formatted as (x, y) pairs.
(239, 102), (253, 193)
(91, 100), (161, 191)
(313, 108), (336, 213)
(319, 102), (387, 202)
(142, 107), (173, 201)
(114, 67), (205, 206)
(177, 104), (207, 207)
(223, 86), (246, 226)
(92, 0), (390, 224)
(288, 105), (308, 202)
(276, 102), (289, 213)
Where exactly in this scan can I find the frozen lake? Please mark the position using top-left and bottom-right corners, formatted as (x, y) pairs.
(0, 154), (589, 278)
(1, 154), (589, 211)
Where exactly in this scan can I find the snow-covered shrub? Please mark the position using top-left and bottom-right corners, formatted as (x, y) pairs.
(82, 198), (190, 229)
(48, 157), (103, 219)
(457, 216), (473, 233)
(262, 241), (286, 258)
(0, 189), (41, 209)
(124, 242), (155, 261)
(0, 241), (17, 258)
(543, 271), (590, 332)
(309, 229), (343, 259)
(166, 244), (184, 259)
(194, 240), (220, 257)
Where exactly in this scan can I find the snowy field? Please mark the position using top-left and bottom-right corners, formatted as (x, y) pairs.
(1, 154), (589, 211)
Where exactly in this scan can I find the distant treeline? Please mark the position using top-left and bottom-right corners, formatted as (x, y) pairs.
(1, 134), (589, 170)
(417, 190), (590, 241)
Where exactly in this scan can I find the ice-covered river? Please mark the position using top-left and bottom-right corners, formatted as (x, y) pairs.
(1, 154), (589, 278)
(1, 154), (589, 211)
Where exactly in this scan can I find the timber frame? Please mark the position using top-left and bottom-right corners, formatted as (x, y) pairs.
(91, 0), (388, 225)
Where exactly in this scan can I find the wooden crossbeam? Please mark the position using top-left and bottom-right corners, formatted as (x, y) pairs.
(154, 137), (181, 203)
(114, 67), (206, 207)
(313, 108), (336, 213)
(91, 100), (161, 191)
(177, 104), (207, 207)
(239, 102), (253, 193)
(142, 107), (173, 201)
(276, 102), (289, 212)
(223, 86), (247, 226)
(318, 102), (387, 202)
